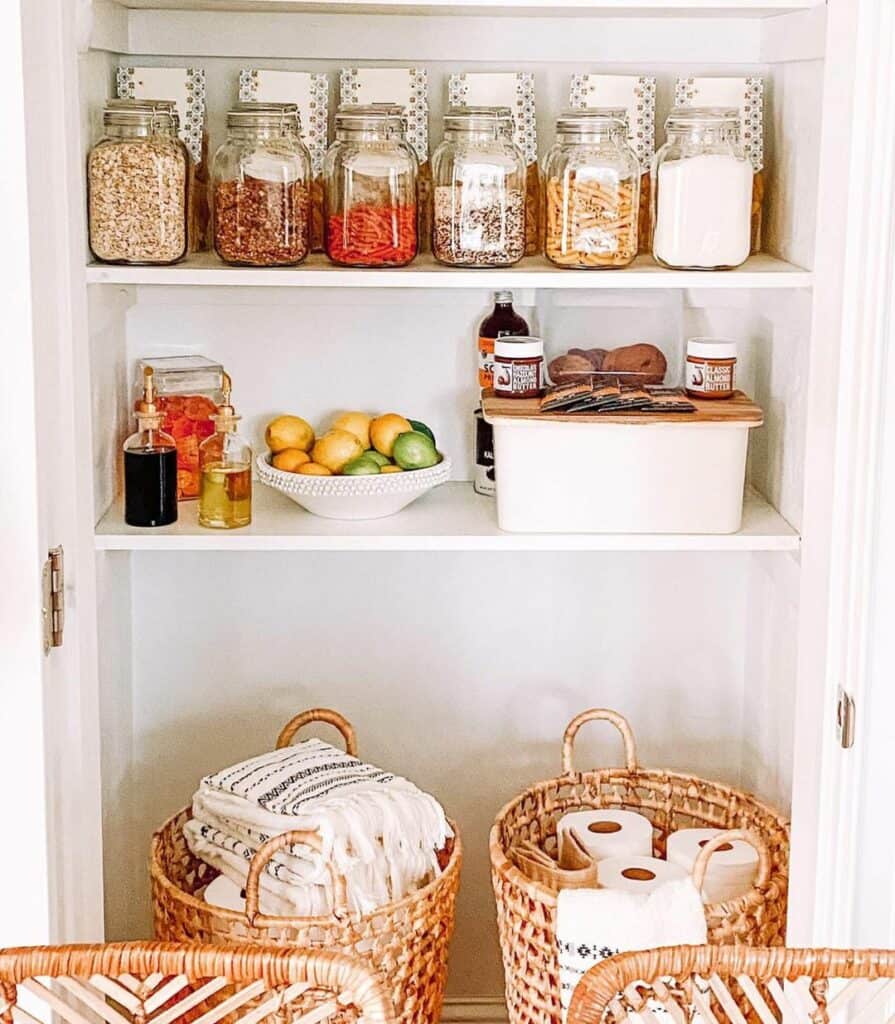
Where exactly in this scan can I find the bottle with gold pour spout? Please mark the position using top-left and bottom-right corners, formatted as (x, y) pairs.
(124, 366), (178, 527)
(198, 372), (252, 529)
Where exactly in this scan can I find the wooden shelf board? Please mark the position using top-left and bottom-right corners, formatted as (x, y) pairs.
(86, 252), (812, 290)
(94, 482), (799, 552)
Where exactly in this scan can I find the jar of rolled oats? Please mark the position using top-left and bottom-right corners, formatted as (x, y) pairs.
(88, 99), (189, 265)
(212, 102), (312, 267)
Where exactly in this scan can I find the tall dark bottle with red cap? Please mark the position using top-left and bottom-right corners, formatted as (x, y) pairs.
(477, 290), (530, 392)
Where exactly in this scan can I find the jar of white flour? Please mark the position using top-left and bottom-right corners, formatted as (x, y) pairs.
(652, 107), (752, 271)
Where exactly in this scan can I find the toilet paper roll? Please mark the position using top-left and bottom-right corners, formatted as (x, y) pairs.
(667, 828), (759, 904)
(557, 809), (653, 868)
(597, 855), (688, 894)
(204, 873), (246, 912)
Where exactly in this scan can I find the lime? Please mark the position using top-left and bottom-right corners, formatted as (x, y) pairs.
(363, 450), (391, 467)
(393, 431), (439, 470)
(342, 456), (381, 476)
(408, 419), (436, 446)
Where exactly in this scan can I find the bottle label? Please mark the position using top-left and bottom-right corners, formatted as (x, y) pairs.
(478, 336), (495, 389)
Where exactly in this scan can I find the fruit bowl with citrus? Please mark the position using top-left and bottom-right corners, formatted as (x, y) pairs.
(257, 411), (452, 520)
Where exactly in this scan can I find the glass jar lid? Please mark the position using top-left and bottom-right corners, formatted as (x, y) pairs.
(334, 103), (406, 133)
(103, 98), (180, 130)
(136, 355), (225, 396)
(443, 106), (511, 135)
(665, 106), (741, 130)
(227, 101), (302, 133)
(555, 107), (628, 134)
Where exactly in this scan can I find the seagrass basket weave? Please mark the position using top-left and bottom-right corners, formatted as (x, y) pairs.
(489, 709), (789, 1024)
(0, 940), (395, 1024)
(567, 945), (895, 1024)
(152, 709), (461, 1024)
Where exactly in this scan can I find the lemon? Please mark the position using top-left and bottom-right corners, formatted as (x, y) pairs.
(393, 431), (439, 470)
(298, 463), (332, 476)
(370, 413), (412, 457)
(266, 415), (315, 454)
(312, 429), (366, 473)
(332, 411), (373, 449)
(380, 465), (403, 474)
(363, 451), (391, 467)
(272, 449), (311, 472)
(343, 456), (381, 476)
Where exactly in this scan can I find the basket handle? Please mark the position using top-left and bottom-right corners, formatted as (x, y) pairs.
(562, 709), (639, 775)
(276, 707), (358, 756)
(244, 828), (350, 926)
(691, 828), (772, 896)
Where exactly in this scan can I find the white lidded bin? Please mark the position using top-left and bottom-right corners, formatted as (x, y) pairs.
(484, 399), (762, 534)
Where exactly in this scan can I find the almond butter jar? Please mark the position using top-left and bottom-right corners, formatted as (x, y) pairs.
(685, 338), (737, 399)
(493, 336), (544, 399)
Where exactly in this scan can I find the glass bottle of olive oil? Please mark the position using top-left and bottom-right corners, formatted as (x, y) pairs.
(198, 372), (252, 529)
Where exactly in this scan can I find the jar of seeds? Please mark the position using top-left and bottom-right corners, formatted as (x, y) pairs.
(88, 99), (189, 265)
(431, 107), (526, 267)
(212, 102), (311, 267)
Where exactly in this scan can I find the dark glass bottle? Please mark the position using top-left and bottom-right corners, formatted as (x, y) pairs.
(478, 290), (530, 391)
(124, 367), (178, 527)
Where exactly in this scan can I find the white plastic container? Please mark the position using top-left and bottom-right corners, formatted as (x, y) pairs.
(484, 414), (760, 534)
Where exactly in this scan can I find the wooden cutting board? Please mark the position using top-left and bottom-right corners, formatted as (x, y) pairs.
(482, 389), (763, 426)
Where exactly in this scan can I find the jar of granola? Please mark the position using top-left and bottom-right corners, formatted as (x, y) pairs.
(88, 99), (189, 265)
(544, 109), (640, 269)
(324, 105), (418, 267)
(431, 107), (526, 267)
(212, 102), (311, 266)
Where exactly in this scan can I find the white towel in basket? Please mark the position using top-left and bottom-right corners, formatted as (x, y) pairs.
(185, 737), (451, 916)
(557, 879), (707, 1020)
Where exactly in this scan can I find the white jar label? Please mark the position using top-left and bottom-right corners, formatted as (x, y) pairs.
(686, 359), (735, 393)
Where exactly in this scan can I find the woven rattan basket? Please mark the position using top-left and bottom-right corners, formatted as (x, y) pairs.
(567, 945), (895, 1024)
(490, 708), (789, 1024)
(152, 708), (461, 1024)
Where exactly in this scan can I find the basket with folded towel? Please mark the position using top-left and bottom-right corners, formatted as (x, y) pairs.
(152, 708), (461, 1024)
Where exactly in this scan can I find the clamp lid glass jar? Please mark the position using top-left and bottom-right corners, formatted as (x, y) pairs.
(323, 105), (419, 267)
(652, 107), (752, 271)
(88, 99), (189, 266)
(543, 108), (640, 269)
(431, 107), (526, 268)
(212, 101), (311, 267)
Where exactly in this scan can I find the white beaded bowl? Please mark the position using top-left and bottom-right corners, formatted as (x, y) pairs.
(257, 452), (452, 520)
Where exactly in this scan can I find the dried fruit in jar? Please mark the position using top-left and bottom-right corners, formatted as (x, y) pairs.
(155, 394), (218, 499)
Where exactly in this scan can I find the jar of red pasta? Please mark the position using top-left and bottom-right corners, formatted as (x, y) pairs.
(324, 105), (418, 267)
(135, 356), (224, 500)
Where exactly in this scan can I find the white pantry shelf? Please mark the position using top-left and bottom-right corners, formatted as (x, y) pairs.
(94, 482), (799, 552)
(86, 252), (812, 290)
(108, 0), (822, 15)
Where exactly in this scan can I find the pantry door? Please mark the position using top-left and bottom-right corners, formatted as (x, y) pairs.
(789, 0), (895, 948)
(0, 0), (104, 944)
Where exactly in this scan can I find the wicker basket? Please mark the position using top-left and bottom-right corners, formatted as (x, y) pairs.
(567, 945), (895, 1024)
(490, 708), (790, 1024)
(152, 708), (462, 1024)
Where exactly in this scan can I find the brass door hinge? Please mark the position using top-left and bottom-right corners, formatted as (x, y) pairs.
(837, 688), (856, 749)
(42, 545), (64, 653)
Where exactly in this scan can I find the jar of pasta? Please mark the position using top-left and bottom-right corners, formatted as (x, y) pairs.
(652, 107), (752, 270)
(88, 99), (189, 265)
(323, 105), (418, 267)
(212, 102), (311, 266)
(544, 109), (640, 269)
(431, 108), (526, 267)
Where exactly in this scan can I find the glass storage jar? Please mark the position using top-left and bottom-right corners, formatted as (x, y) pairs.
(212, 102), (311, 266)
(543, 109), (640, 269)
(323, 105), (418, 267)
(431, 107), (526, 268)
(652, 107), (752, 270)
(88, 99), (189, 265)
(135, 355), (225, 500)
